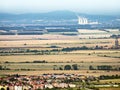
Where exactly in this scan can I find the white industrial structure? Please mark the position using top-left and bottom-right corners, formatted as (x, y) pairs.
(78, 16), (88, 25)
(78, 16), (99, 25)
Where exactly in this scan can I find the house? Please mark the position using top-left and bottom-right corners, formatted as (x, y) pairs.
(45, 84), (53, 89)
(69, 84), (76, 88)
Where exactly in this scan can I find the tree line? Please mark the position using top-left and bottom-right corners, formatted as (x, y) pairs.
(53, 64), (79, 70)
(89, 65), (120, 71)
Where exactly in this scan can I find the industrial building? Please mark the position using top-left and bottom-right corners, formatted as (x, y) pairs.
(78, 16), (99, 25)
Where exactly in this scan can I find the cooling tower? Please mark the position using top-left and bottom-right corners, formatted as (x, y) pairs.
(78, 17), (88, 25)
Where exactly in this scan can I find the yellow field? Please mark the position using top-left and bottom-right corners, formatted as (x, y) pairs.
(0, 34), (79, 40)
(99, 88), (120, 90)
(100, 79), (120, 83)
(78, 29), (108, 33)
(1, 70), (120, 77)
(0, 54), (120, 63)
(70, 50), (120, 54)
(0, 35), (120, 76)
(0, 38), (119, 49)
(78, 29), (120, 39)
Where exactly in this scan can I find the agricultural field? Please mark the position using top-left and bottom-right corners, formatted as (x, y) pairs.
(100, 79), (120, 83)
(1, 70), (120, 77)
(0, 37), (119, 48)
(78, 29), (120, 38)
(0, 34), (120, 76)
(0, 52), (120, 75)
(99, 88), (120, 90)
(0, 33), (120, 90)
(0, 53), (120, 63)
(0, 34), (79, 40)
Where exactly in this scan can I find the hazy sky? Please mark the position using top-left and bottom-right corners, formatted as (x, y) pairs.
(0, 0), (120, 15)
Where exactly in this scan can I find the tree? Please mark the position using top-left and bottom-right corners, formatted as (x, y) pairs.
(0, 65), (3, 70)
(72, 64), (78, 70)
(59, 67), (63, 70)
(89, 65), (94, 70)
(64, 65), (71, 70)
(1, 88), (5, 90)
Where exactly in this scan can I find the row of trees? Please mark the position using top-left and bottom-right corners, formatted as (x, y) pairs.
(0, 45), (104, 54)
(89, 65), (120, 71)
(1, 65), (119, 71)
(0, 65), (10, 70)
(99, 74), (120, 80)
(4, 60), (48, 63)
(54, 64), (79, 70)
(54, 65), (120, 71)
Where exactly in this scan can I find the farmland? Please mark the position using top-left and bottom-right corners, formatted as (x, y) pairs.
(0, 8), (120, 90)
(0, 34), (120, 77)
(0, 32), (120, 90)
(78, 29), (120, 38)
(0, 52), (120, 62)
(0, 37), (119, 48)
(0, 29), (120, 75)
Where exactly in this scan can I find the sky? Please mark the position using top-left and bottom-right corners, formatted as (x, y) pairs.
(0, 0), (120, 15)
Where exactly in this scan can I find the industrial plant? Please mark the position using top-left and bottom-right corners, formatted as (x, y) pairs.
(78, 16), (99, 25)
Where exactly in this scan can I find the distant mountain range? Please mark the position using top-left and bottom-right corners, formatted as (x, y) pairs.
(0, 10), (119, 26)
(0, 10), (118, 20)
(0, 11), (77, 20)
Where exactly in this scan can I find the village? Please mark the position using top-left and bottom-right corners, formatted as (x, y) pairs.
(0, 73), (120, 90)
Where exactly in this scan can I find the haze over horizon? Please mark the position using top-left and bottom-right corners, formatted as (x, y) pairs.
(0, 0), (120, 15)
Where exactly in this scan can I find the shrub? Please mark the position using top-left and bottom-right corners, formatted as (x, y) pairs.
(64, 65), (72, 70)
